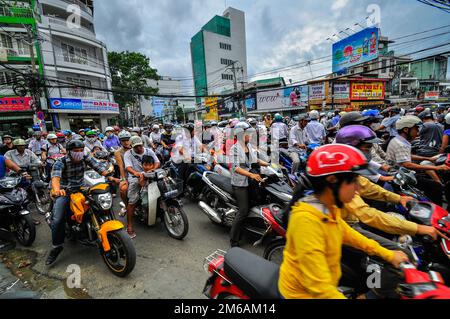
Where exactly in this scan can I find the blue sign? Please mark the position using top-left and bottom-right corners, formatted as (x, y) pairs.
(332, 27), (379, 73)
(50, 98), (83, 110)
(50, 98), (119, 112)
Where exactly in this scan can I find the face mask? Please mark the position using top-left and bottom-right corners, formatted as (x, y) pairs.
(70, 151), (84, 162)
(87, 137), (97, 143)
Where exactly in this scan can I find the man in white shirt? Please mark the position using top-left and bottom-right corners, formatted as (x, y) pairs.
(305, 110), (326, 144)
(288, 115), (309, 174)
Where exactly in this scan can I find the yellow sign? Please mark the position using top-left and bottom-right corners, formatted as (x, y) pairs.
(351, 82), (385, 100)
(204, 97), (218, 121)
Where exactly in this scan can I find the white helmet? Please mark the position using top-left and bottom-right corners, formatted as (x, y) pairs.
(118, 131), (132, 140)
(309, 110), (320, 120)
(152, 124), (159, 130)
(105, 126), (114, 133)
(445, 113), (450, 125)
(47, 134), (57, 140)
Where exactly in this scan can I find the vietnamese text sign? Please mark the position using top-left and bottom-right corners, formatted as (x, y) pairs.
(329, 82), (350, 100)
(50, 98), (119, 112)
(351, 82), (385, 100)
(0, 97), (33, 112)
(332, 27), (379, 73)
(309, 83), (326, 101)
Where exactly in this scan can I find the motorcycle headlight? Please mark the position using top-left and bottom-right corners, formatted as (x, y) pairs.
(157, 170), (167, 179)
(96, 193), (112, 210)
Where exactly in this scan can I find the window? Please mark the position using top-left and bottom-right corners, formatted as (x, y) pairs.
(381, 59), (387, 74)
(220, 58), (233, 66)
(61, 42), (88, 65)
(0, 34), (13, 49)
(66, 77), (93, 97)
(219, 42), (231, 50)
(221, 74), (233, 81)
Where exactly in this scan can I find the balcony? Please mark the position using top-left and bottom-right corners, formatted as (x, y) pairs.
(48, 16), (95, 37)
(58, 0), (93, 16)
(0, 4), (35, 24)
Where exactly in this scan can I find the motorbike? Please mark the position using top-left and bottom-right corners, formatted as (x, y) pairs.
(27, 163), (52, 215)
(198, 164), (292, 240)
(202, 247), (450, 299)
(133, 164), (189, 240)
(0, 175), (35, 247)
(45, 171), (136, 277)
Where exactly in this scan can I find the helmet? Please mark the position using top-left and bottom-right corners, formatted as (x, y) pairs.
(164, 123), (174, 131)
(339, 112), (368, 128)
(113, 126), (121, 132)
(152, 124), (159, 130)
(306, 144), (369, 177)
(309, 110), (320, 120)
(132, 127), (141, 133)
(63, 130), (72, 136)
(84, 128), (91, 133)
(66, 140), (85, 151)
(229, 119), (239, 128)
(13, 139), (26, 146)
(184, 123), (195, 132)
(86, 130), (97, 137)
(234, 122), (252, 131)
(118, 131), (132, 140)
(98, 133), (105, 139)
(105, 126), (114, 133)
(130, 136), (143, 148)
(390, 107), (401, 114)
(34, 131), (42, 137)
(445, 113), (450, 125)
(335, 125), (382, 147)
(320, 112), (326, 117)
(415, 106), (425, 113)
(418, 109), (433, 120)
(274, 113), (283, 122)
(56, 132), (65, 138)
(327, 112), (334, 119)
(3, 134), (12, 139)
(210, 121), (218, 126)
(47, 134), (57, 140)
(362, 109), (382, 118)
(396, 116), (422, 131)
(247, 118), (257, 125)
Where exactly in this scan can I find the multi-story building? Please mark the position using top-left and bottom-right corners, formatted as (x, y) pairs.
(37, 0), (117, 131)
(190, 7), (247, 98)
(0, 0), (44, 138)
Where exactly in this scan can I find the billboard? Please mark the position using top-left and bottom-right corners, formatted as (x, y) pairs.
(350, 82), (385, 100)
(332, 27), (379, 73)
(204, 97), (219, 121)
(330, 82), (350, 100)
(50, 98), (119, 112)
(309, 83), (326, 100)
(424, 91), (439, 101)
(256, 87), (307, 111)
(0, 97), (33, 112)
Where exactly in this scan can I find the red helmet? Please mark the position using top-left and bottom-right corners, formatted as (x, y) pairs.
(415, 106), (425, 113)
(56, 132), (65, 138)
(113, 126), (120, 132)
(306, 144), (369, 177)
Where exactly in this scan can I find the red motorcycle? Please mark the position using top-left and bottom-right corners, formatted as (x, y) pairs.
(203, 247), (450, 299)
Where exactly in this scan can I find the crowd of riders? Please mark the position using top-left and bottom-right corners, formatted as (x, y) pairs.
(0, 101), (449, 298)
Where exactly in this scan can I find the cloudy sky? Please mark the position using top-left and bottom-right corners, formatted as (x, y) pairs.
(94, 0), (450, 89)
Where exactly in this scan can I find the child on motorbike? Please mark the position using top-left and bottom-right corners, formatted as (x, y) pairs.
(278, 144), (409, 299)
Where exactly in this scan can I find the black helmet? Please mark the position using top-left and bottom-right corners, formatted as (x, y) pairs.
(94, 150), (109, 160)
(66, 140), (85, 151)
(339, 112), (368, 128)
(164, 123), (174, 130)
(184, 123), (195, 132)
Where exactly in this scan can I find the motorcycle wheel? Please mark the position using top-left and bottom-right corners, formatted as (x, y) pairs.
(263, 239), (286, 265)
(35, 189), (53, 215)
(101, 229), (136, 277)
(163, 205), (189, 240)
(14, 214), (36, 247)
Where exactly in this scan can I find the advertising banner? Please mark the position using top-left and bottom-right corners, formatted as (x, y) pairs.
(256, 87), (307, 111)
(424, 91), (439, 101)
(204, 97), (219, 121)
(50, 98), (119, 112)
(0, 97), (33, 112)
(329, 82), (350, 100)
(332, 27), (379, 73)
(350, 82), (385, 100)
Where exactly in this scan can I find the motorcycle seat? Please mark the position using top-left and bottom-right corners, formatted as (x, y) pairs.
(208, 173), (233, 195)
(224, 247), (280, 299)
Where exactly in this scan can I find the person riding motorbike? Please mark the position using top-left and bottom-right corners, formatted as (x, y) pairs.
(0, 134), (15, 156)
(305, 110), (326, 145)
(376, 107), (401, 138)
(361, 110), (388, 165)
(288, 115), (309, 174)
(271, 113), (289, 144)
(28, 131), (46, 157)
(83, 130), (106, 153)
(131, 127), (152, 149)
(386, 116), (450, 206)
(42, 134), (66, 181)
(45, 139), (115, 266)
(228, 122), (269, 247)
(115, 131), (132, 215)
(123, 136), (160, 239)
(149, 124), (162, 149)
(103, 126), (121, 151)
(439, 113), (450, 154)
(416, 109), (443, 157)
(278, 144), (409, 299)
(160, 123), (176, 161)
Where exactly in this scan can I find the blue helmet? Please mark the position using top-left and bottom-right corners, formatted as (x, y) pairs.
(362, 109), (383, 120)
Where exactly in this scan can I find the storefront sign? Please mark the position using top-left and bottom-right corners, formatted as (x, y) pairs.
(0, 97), (33, 112)
(309, 83), (326, 100)
(50, 98), (119, 112)
(351, 82), (385, 100)
(424, 91), (439, 101)
(329, 82), (350, 100)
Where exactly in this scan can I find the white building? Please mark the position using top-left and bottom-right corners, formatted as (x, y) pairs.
(38, 0), (117, 131)
(190, 7), (247, 97)
(140, 76), (196, 123)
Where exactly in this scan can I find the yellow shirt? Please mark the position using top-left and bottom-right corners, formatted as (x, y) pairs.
(278, 198), (394, 299)
(342, 177), (418, 236)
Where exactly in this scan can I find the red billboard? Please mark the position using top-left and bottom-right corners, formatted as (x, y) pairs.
(0, 97), (33, 112)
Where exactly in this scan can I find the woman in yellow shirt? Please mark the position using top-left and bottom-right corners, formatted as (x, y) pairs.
(278, 144), (409, 299)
